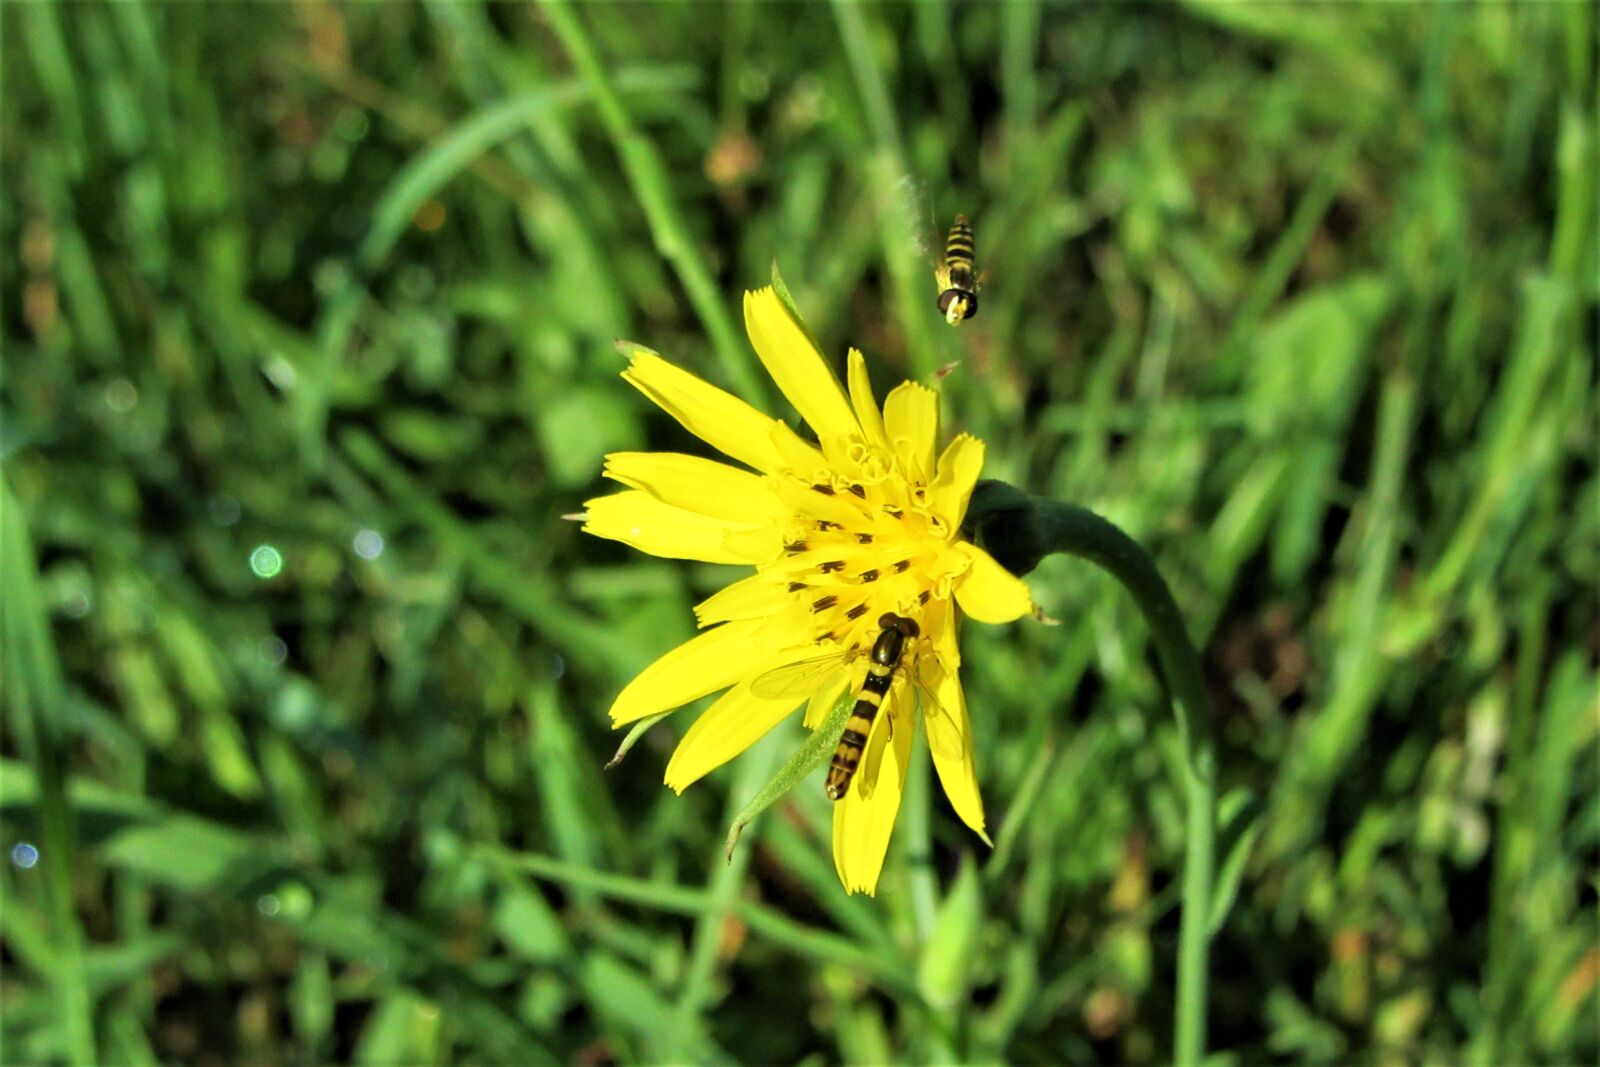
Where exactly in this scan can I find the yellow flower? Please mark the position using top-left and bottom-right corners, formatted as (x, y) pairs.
(582, 285), (1034, 894)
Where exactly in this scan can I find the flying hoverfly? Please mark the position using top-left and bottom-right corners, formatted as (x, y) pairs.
(887, 175), (981, 327)
(751, 613), (964, 800)
(934, 215), (980, 326)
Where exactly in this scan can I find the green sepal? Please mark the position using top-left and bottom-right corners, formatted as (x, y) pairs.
(768, 261), (833, 368)
(613, 338), (661, 362)
(723, 688), (854, 860)
(605, 712), (671, 770)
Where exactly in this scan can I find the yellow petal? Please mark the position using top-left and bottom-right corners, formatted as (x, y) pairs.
(743, 288), (857, 442)
(917, 655), (989, 843)
(622, 350), (785, 473)
(846, 348), (889, 452)
(770, 476), (870, 529)
(804, 672), (851, 729)
(608, 621), (765, 725)
(721, 525), (784, 565)
(925, 593), (962, 668)
(664, 680), (805, 792)
(769, 421), (832, 480)
(604, 453), (781, 525)
(882, 381), (939, 484)
(694, 572), (789, 627)
(928, 434), (985, 528)
(953, 542), (1035, 623)
(831, 694), (912, 895)
(582, 490), (759, 565)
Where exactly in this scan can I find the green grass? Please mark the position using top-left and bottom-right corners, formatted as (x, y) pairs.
(3, 2), (1596, 1063)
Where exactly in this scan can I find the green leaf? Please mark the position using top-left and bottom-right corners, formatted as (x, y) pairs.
(917, 855), (983, 1010)
(353, 992), (440, 1066)
(99, 816), (267, 894)
(494, 884), (570, 964)
(1209, 788), (1264, 935)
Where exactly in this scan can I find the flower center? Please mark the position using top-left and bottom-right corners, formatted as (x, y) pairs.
(763, 455), (958, 652)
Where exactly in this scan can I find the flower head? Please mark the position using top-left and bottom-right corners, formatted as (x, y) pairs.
(582, 282), (1034, 894)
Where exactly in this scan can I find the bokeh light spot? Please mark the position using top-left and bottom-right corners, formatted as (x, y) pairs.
(262, 354), (297, 390)
(250, 545), (283, 579)
(335, 107), (370, 143)
(413, 199), (447, 232)
(104, 378), (138, 412)
(209, 496), (242, 526)
(353, 529), (385, 560)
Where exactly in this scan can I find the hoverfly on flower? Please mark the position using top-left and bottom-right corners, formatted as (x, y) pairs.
(579, 272), (1033, 894)
(750, 611), (966, 801)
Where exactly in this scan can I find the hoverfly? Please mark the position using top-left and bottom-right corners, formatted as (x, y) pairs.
(934, 215), (980, 326)
(751, 613), (965, 800)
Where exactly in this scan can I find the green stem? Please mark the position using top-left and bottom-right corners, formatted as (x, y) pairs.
(668, 731), (781, 1059)
(965, 482), (1216, 1066)
(539, 0), (767, 405)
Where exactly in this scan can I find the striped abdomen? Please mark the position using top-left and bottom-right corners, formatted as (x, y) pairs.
(824, 616), (916, 801)
(823, 666), (893, 800)
(937, 215), (978, 323)
(943, 215), (976, 291)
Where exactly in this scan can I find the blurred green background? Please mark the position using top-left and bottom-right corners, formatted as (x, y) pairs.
(3, 2), (1596, 1063)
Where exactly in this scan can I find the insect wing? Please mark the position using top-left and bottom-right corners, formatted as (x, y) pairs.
(910, 659), (968, 762)
(891, 172), (937, 260)
(750, 651), (855, 700)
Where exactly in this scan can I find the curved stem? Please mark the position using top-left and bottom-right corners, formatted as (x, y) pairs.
(966, 483), (1215, 1066)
